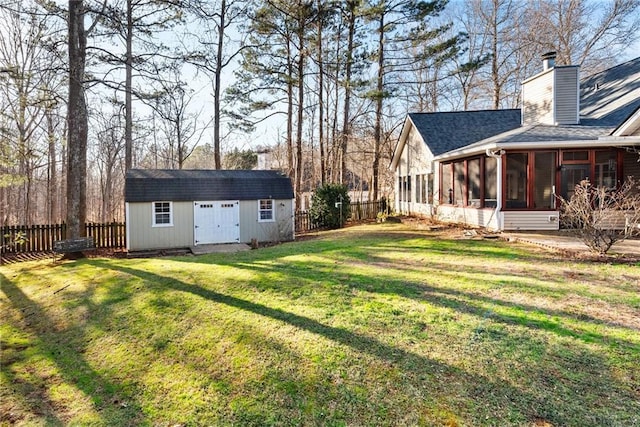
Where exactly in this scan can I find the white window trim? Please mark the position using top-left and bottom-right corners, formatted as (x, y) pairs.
(152, 201), (174, 227)
(258, 199), (275, 223)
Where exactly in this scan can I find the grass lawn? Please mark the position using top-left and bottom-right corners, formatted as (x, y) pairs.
(1, 222), (639, 426)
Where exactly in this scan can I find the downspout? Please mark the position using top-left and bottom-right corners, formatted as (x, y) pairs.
(486, 149), (505, 230)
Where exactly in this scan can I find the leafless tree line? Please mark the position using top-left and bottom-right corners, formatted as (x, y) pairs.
(1, 0), (638, 226)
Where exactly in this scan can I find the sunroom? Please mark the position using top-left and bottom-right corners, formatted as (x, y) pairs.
(435, 144), (638, 231)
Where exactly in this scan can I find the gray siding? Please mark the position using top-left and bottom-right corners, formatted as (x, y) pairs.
(555, 67), (579, 124)
(127, 199), (295, 251)
(127, 201), (194, 251)
(503, 211), (559, 231)
(238, 199), (294, 243)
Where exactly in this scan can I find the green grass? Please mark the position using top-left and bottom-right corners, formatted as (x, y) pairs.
(1, 223), (639, 426)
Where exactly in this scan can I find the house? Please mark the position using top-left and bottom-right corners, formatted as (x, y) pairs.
(125, 169), (295, 251)
(391, 53), (640, 231)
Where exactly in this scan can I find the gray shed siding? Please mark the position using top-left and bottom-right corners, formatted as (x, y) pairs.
(238, 199), (295, 243)
(126, 199), (295, 251)
(127, 201), (194, 251)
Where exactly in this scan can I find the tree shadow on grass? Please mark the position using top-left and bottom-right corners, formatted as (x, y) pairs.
(218, 256), (640, 345)
(0, 272), (145, 425)
(92, 260), (640, 426)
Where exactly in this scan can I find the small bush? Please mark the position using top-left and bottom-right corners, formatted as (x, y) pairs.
(309, 184), (350, 229)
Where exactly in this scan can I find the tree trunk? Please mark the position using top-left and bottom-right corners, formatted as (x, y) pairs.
(213, 0), (225, 169)
(46, 107), (58, 223)
(316, 0), (325, 185)
(372, 13), (384, 201)
(66, 0), (88, 240)
(295, 22), (304, 210)
(341, 1), (356, 187)
(125, 0), (133, 170)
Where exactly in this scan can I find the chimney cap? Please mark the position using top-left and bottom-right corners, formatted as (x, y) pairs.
(542, 51), (557, 60)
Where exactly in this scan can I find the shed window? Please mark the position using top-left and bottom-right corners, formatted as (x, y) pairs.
(153, 201), (173, 227)
(258, 199), (274, 222)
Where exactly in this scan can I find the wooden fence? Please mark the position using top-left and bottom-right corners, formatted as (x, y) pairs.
(295, 200), (387, 234)
(1, 222), (126, 254)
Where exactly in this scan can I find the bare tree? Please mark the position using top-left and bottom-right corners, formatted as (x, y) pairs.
(92, 103), (125, 221)
(0, 4), (63, 224)
(144, 63), (209, 169)
(186, 0), (253, 169)
(526, 0), (640, 70)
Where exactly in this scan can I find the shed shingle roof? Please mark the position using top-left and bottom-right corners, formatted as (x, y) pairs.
(125, 169), (294, 202)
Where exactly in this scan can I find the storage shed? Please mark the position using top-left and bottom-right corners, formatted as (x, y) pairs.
(125, 169), (295, 251)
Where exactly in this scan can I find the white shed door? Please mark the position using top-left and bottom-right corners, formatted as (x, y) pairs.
(194, 201), (240, 245)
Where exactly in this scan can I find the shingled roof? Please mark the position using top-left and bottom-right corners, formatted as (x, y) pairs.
(125, 169), (294, 202)
(580, 56), (640, 127)
(401, 56), (640, 160)
(407, 109), (522, 156)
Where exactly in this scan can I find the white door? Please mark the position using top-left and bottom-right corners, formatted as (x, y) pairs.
(194, 201), (240, 245)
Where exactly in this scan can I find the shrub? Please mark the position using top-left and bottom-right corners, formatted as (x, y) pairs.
(309, 184), (350, 229)
(558, 178), (640, 255)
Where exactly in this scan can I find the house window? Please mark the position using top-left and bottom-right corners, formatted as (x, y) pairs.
(153, 201), (173, 227)
(421, 174), (427, 204)
(595, 150), (617, 189)
(563, 151), (589, 161)
(258, 199), (274, 222)
(407, 176), (412, 202)
(427, 173), (434, 205)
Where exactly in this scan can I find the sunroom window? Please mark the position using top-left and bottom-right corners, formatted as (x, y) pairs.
(534, 152), (557, 209)
(506, 153), (528, 209)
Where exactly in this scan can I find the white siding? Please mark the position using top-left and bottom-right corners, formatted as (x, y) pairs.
(436, 206), (500, 230)
(522, 70), (554, 125)
(503, 211), (560, 231)
(395, 124), (435, 215)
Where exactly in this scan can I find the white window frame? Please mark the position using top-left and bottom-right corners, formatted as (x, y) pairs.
(152, 201), (173, 227)
(258, 199), (275, 222)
